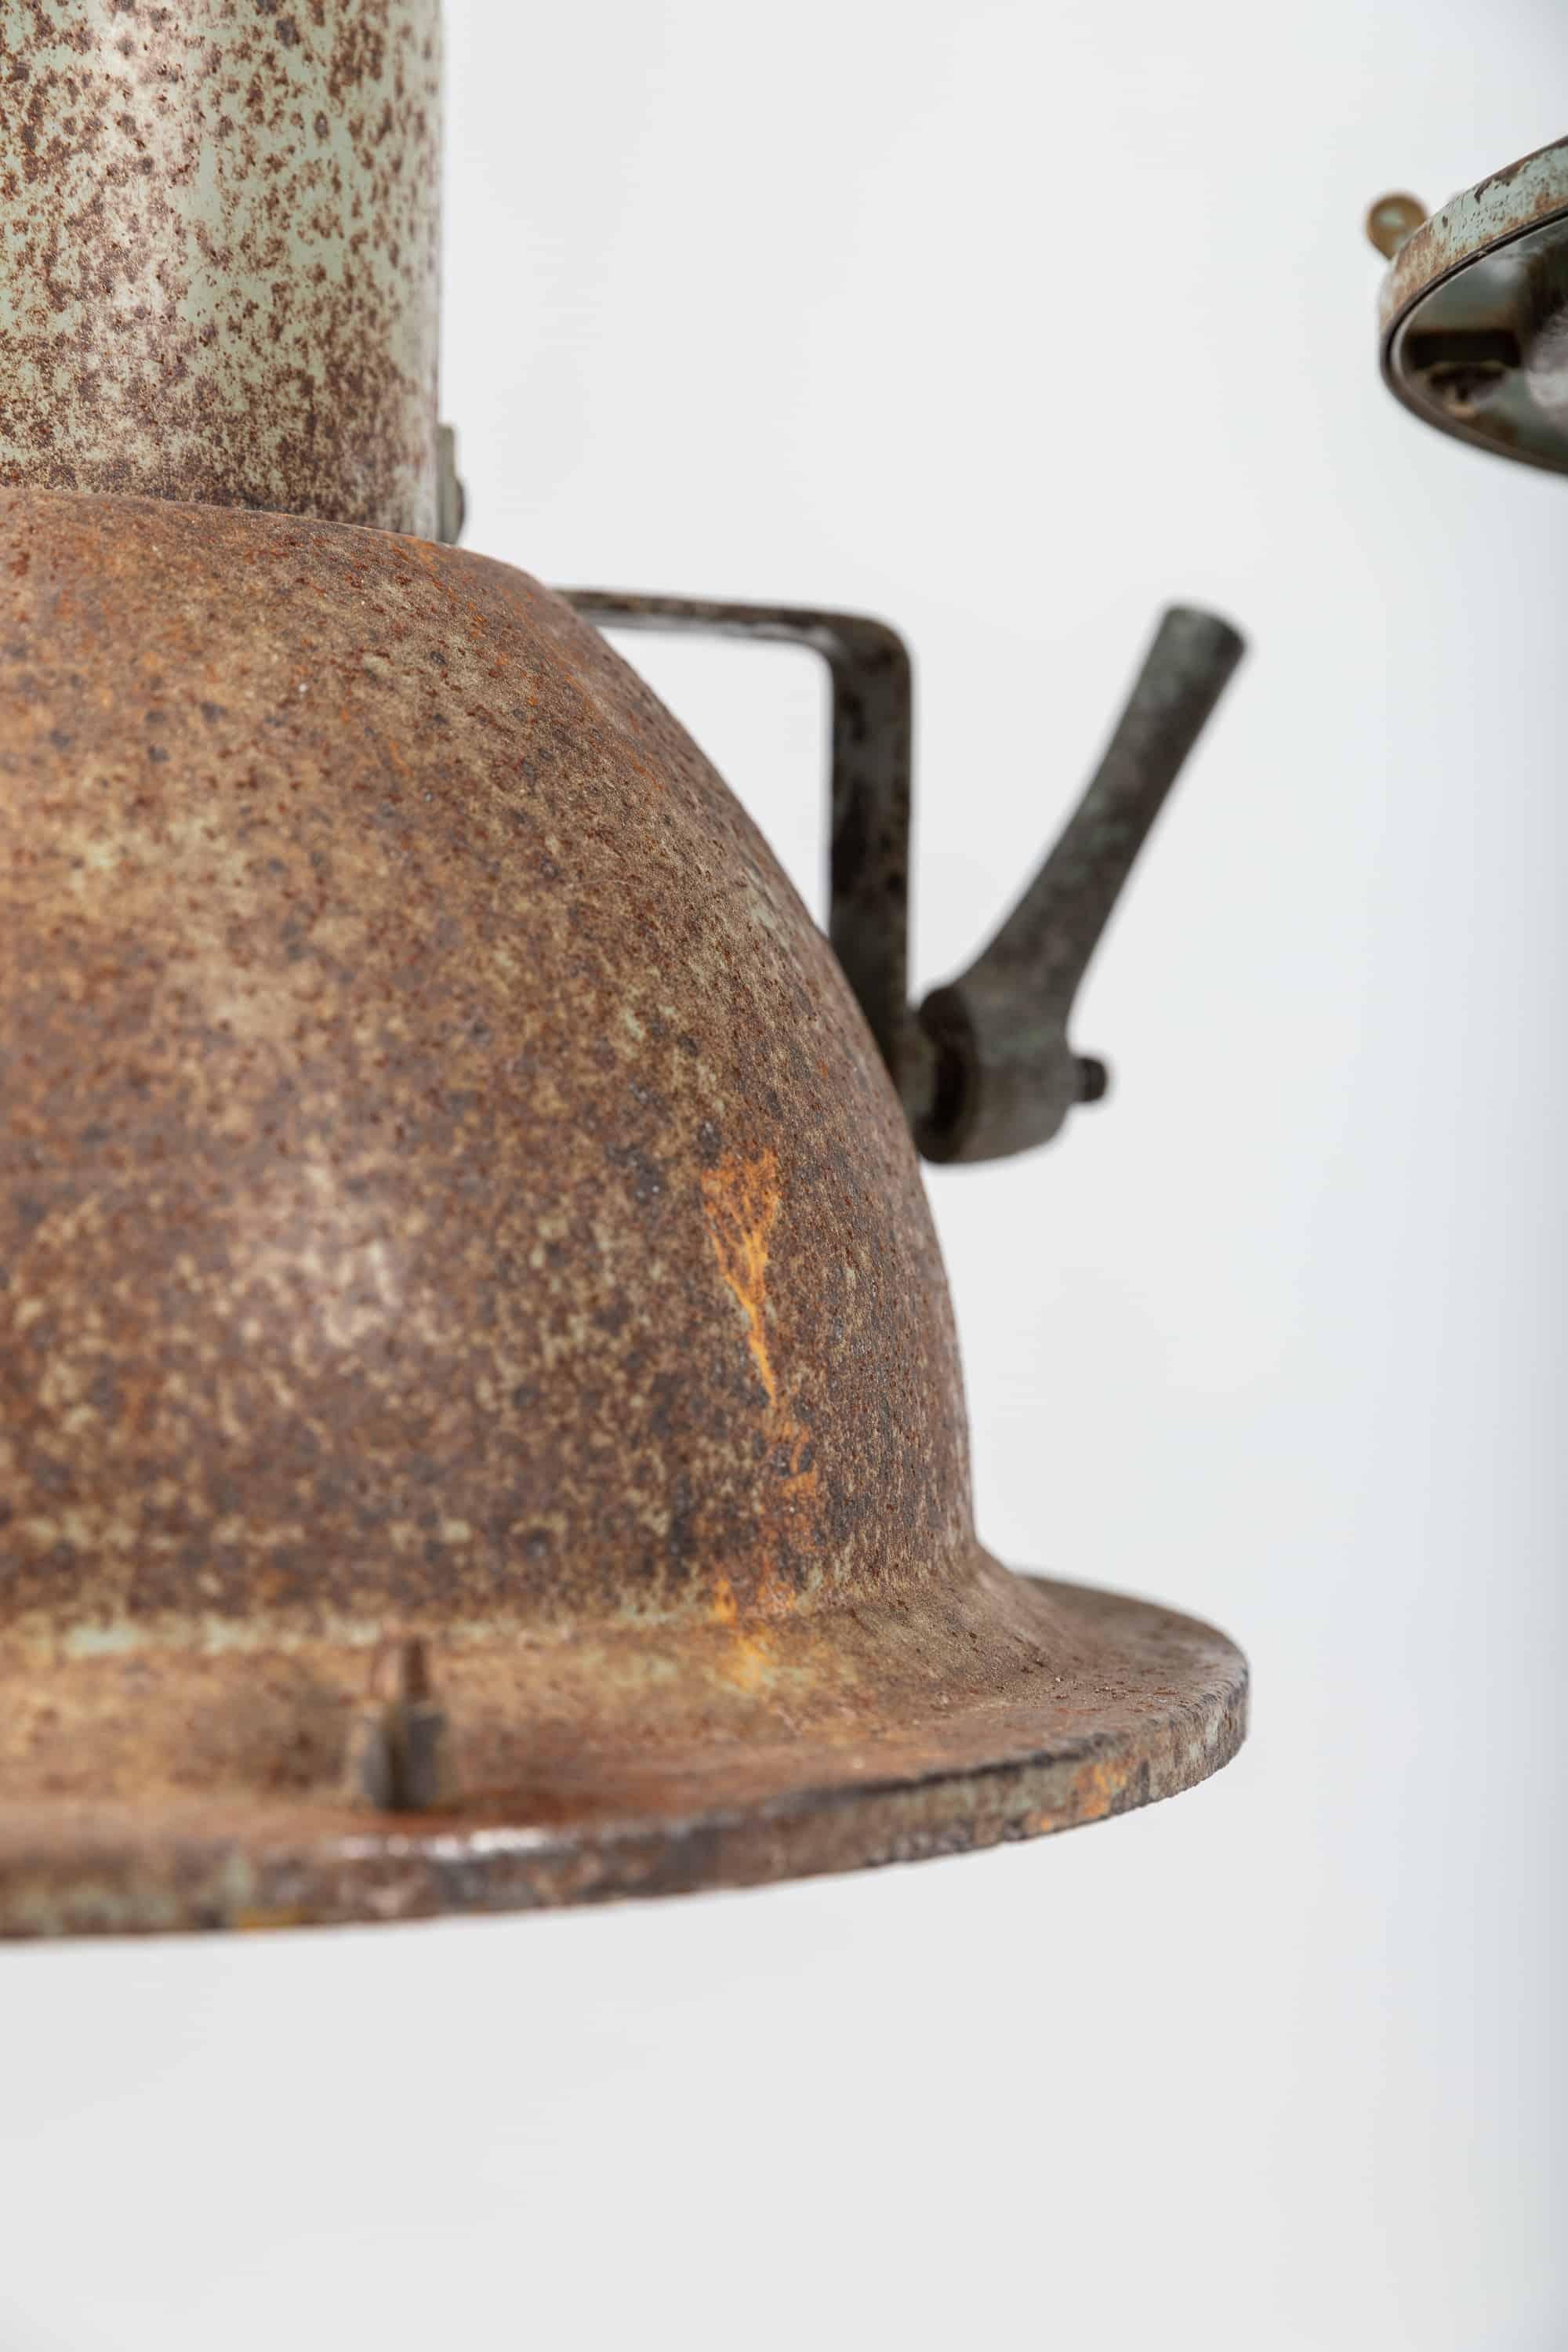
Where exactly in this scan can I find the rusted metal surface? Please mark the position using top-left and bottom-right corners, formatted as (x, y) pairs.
(0, 488), (1245, 1935)
(564, 594), (916, 1102)
(0, 0), (442, 534)
(566, 594), (1243, 1168)
(0, 487), (969, 1645)
(1374, 135), (1568, 474)
(0, 1573), (1245, 1937)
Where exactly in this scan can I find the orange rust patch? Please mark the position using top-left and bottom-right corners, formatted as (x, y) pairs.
(711, 1574), (739, 1628)
(709, 1575), (775, 1684)
(721, 1632), (772, 1694)
(700, 1150), (820, 1621)
(1069, 1757), (1127, 1823)
(701, 1148), (782, 1403)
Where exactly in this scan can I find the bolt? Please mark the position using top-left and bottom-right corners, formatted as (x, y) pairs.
(1366, 192), (1427, 260)
(344, 1634), (450, 1813)
(1076, 1054), (1109, 1105)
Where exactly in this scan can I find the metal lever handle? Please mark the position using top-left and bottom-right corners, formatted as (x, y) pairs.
(913, 606), (1245, 1163)
(562, 591), (1243, 1164)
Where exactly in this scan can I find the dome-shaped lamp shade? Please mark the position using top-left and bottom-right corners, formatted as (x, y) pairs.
(0, 1), (1247, 1938)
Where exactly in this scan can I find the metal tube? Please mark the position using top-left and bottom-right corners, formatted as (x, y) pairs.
(0, 0), (442, 535)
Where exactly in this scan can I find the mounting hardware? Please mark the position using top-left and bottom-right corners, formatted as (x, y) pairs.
(567, 593), (1243, 1163)
(1365, 192), (1427, 260)
(437, 424), (466, 546)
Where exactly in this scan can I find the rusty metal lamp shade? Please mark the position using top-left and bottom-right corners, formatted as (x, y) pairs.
(1368, 136), (1568, 474)
(0, 1), (1247, 1939)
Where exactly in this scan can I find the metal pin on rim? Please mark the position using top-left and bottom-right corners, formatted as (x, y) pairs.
(344, 1635), (451, 1814)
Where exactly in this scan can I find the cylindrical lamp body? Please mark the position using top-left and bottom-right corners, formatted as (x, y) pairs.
(0, 0), (441, 535)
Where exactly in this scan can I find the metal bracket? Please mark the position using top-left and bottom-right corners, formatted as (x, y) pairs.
(564, 595), (913, 1091)
(564, 591), (1243, 1164)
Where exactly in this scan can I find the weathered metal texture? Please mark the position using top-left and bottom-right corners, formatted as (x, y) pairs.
(0, 0), (442, 535)
(0, 1574), (1245, 1936)
(1375, 134), (1568, 474)
(0, 487), (968, 1643)
(0, 488), (1245, 1934)
(565, 593), (1244, 1168)
(564, 595), (916, 1098)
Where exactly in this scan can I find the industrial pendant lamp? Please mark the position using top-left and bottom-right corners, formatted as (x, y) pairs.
(1367, 136), (1568, 475)
(0, 0), (1248, 1938)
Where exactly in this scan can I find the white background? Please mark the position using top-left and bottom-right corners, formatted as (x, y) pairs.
(2, 2), (1564, 2346)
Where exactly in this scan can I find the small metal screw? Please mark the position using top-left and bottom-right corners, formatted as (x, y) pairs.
(1366, 192), (1427, 260)
(344, 1634), (450, 1813)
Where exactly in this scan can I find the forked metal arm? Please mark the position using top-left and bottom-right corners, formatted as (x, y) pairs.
(916, 607), (1244, 1160)
(564, 590), (1244, 1164)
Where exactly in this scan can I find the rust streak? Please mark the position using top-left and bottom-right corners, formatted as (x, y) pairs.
(700, 1147), (782, 1405)
(700, 1150), (820, 1629)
